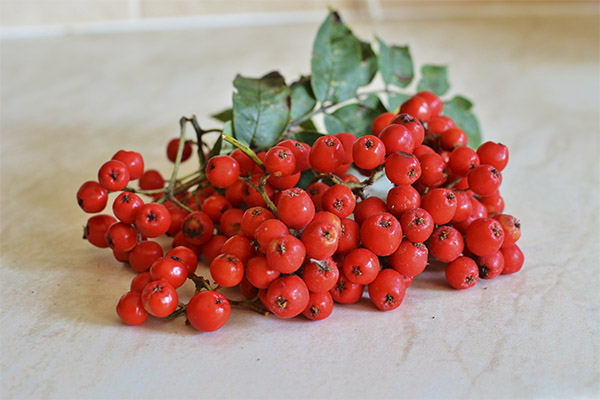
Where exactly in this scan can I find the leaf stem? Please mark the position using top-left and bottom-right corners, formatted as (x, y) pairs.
(222, 134), (266, 171)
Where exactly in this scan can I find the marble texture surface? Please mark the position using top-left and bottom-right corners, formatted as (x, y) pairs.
(1, 14), (599, 399)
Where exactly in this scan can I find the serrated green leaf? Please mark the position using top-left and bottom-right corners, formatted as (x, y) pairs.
(387, 92), (410, 112)
(232, 71), (291, 149)
(417, 65), (450, 96)
(311, 11), (363, 103)
(323, 94), (386, 137)
(357, 41), (378, 87)
(211, 108), (233, 122)
(290, 76), (317, 121)
(292, 130), (325, 146)
(443, 95), (482, 148)
(377, 37), (413, 89)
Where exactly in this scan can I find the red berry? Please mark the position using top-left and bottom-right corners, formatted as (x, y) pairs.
(385, 152), (421, 186)
(427, 115), (455, 135)
(202, 235), (228, 263)
(450, 191), (472, 224)
(264, 146), (296, 177)
(468, 165), (502, 196)
(390, 113), (425, 146)
(129, 240), (163, 273)
(360, 212), (402, 256)
(445, 256), (479, 290)
(390, 240), (429, 276)
(379, 124), (415, 155)
(386, 185), (421, 218)
(309, 136), (345, 173)
(477, 141), (509, 171)
(352, 135), (386, 169)
(98, 160), (130, 191)
(268, 171), (301, 190)
(302, 291), (334, 321)
(440, 128), (468, 150)
(330, 271), (363, 305)
(210, 253), (244, 287)
(399, 208), (434, 243)
(141, 280), (178, 317)
(230, 148), (256, 176)
(415, 91), (442, 118)
(421, 188), (457, 225)
(240, 206), (275, 238)
(476, 251), (505, 279)
(371, 112), (395, 136)
(494, 214), (521, 247)
(135, 203), (171, 238)
(400, 96), (431, 121)
(266, 275), (310, 319)
(321, 184), (356, 219)
(246, 255), (280, 289)
(428, 225), (464, 263)
(181, 211), (214, 245)
(368, 269), (406, 311)
(266, 235), (306, 274)
(417, 152), (447, 188)
(242, 175), (275, 207)
(130, 272), (152, 293)
(279, 139), (310, 172)
(343, 248), (380, 285)
(112, 150), (144, 180)
(465, 218), (505, 256)
(186, 291), (230, 332)
(139, 169), (164, 191)
(334, 132), (357, 165)
(277, 188), (315, 230)
(113, 192), (144, 224)
(105, 222), (138, 252)
(306, 182), (330, 209)
(337, 218), (360, 255)
(353, 196), (388, 225)
(149, 256), (188, 289)
(116, 292), (148, 325)
(480, 191), (505, 215)
(167, 207), (188, 236)
(302, 258), (339, 293)
(206, 155), (240, 188)
(166, 246), (198, 275)
(500, 244), (524, 274)
(201, 194), (231, 223)
(83, 214), (116, 248)
(166, 138), (193, 163)
(448, 146), (480, 177)
(77, 181), (108, 213)
(221, 235), (255, 264)
(255, 219), (289, 253)
(301, 220), (340, 260)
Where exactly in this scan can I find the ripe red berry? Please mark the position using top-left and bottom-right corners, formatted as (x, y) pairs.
(494, 214), (521, 247)
(206, 155), (240, 188)
(230, 148), (256, 176)
(181, 211), (214, 245)
(500, 244), (524, 274)
(141, 280), (178, 317)
(372, 112), (395, 136)
(440, 128), (468, 150)
(105, 222), (138, 252)
(417, 152), (447, 188)
(116, 292), (148, 325)
(246, 255), (280, 289)
(240, 206), (275, 238)
(448, 146), (480, 177)
(112, 150), (144, 180)
(415, 91), (442, 118)
(210, 253), (244, 287)
(186, 290), (230, 332)
(202, 235), (228, 263)
(477, 141), (509, 171)
(264, 146), (297, 177)
(301, 220), (340, 260)
(98, 160), (130, 191)
(149, 256), (188, 289)
(302, 291), (334, 321)
(242, 175), (275, 207)
(450, 191), (473, 224)
(368, 269), (406, 311)
(421, 188), (457, 225)
(266, 275), (310, 319)
(343, 248), (380, 285)
(306, 181), (330, 209)
(166, 138), (193, 163)
(135, 203), (171, 238)
(353, 196), (388, 225)
(468, 165), (502, 196)
(113, 192), (144, 224)
(221, 235), (255, 265)
(129, 240), (163, 273)
(277, 188), (315, 230)
(268, 171), (301, 190)
(138, 169), (164, 191)
(166, 246), (198, 275)
(379, 124), (415, 155)
(167, 207), (188, 236)
(337, 218), (360, 255)
(309, 136), (345, 173)
(465, 218), (505, 256)
(334, 132), (357, 165)
(476, 251), (505, 279)
(330, 271), (364, 305)
(427, 115), (455, 135)
(266, 235), (306, 274)
(302, 258), (339, 293)
(386, 185), (421, 218)
(279, 139), (310, 172)
(385, 152), (421, 186)
(83, 214), (116, 248)
(390, 113), (425, 146)
(352, 135), (386, 170)
(321, 184), (356, 219)
(399, 207), (434, 243)
(130, 272), (152, 294)
(445, 256), (479, 290)
(201, 194), (231, 223)
(400, 96), (431, 121)
(428, 225), (464, 263)
(219, 208), (244, 238)
(360, 212), (402, 256)
(389, 240), (429, 276)
(77, 181), (108, 213)
(254, 219), (289, 253)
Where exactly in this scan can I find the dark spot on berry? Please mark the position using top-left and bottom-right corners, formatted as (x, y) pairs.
(310, 306), (320, 318)
(109, 170), (120, 181)
(83, 225), (89, 239)
(183, 217), (204, 238)
(276, 243), (287, 254)
(365, 139), (374, 149)
(352, 266), (362, 276)
(334, 199), (344, 210)
(276, 296), (288, 309)
(336, 281), (346, 292)
(121, 194), (131, 203)
(465, 275), (476, 284)
(379, 220), (392, 228)
(148, 211), (158, 222)
(215, 298), (223, 305)
(152, 284), (163, 293)
(439, 229), (450, 240)
(447, 192), (455, 201)
(251, 209), (262, 216)
(106, 234), (114, 247)
(385, 294), (395, 305)
(170, 256), (182, 262)
(78, 198), (84, 207)
(479, 264), (489, 279)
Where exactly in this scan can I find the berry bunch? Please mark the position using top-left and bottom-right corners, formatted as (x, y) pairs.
(77, 89), (523, 331)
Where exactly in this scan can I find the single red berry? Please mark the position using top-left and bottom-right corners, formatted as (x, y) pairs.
(210, 253), (244, 287)
(421, 188), (457, 225)
(385, 151), (422, 186)
(400, 96), (431, 121)
(266, 275), (310, 319)
(130, 272), (152, 293)
(206, 155), (240, 188)
(112, 150), (144, 180)
(500, 244), (524, 274)
(306, 182), (330, 209)
(112, 248), (131, 262)
(171, 232), (202, 256)
(268, 171), (301, 190)
(219, 208), (243, 238)
(379, 124), (415, 155)
(230, 148), (256, 176)
(105, 222), (138, 252)
(98, 160), (130, 191)
(390, 113), (425, 146)
(165, 246), (198, 276)
(353, 196), (388, 226)
(240, 206), (275, 238)
(468, 165), (502, 196)
(302, 291), (334, 321)
(448, 146), (480, 177)
(476, 251), (505, 279)
(477, 141), (509, 171)
(399, 207), (434, 243)
(83, 214), (116, 248)
(368, 269), (406, 311)
(139, 169), (164, 191)
(309, 136), (345, 173)
(412, 144), (435, 158)
(239, 276), (258, 299)
(201, 194), (231, 223)
(221, 235), (255, 264)
(417, 152), (447, 188)
(428, 225), (464, 263)
(360, 212), (402, 256)
(141, 280), (178, 317)
(241, 175), (275, 208)
(224, 179), (246, 207)
(386, 185), (421, 218)
(440, 128), (468, 150)
(480, 191), (505, 216)
(181, 211), (214, 245)
(321, 184), (356, 219)
(301, 258), (339, 293)
(416, 91), (442, 118)
(129, 240), (163, 273)
(166, 138), (193, 163)
(167, 207), (188, 236)
(465, 218), (505, 256)
(116, 292), (148, 325)
(278, 139), (310, 172)
(334, 132), (357, 165)
(352, 135), (386, 170)
(264, 146), (296, 177)
(372, 112), (395, 136)
(246, 255), (280, 289)
(301, 220), (340, 260)
(77, 181), (108, 213)
(343, 248), (380, 285)
(337, 218), (360, 255)
(445, 256), (479, 289)
(266, 235), (306, 274)
(202, 235), (228, 263)
(454, 197), (489, 235)
(112, 191), (144, 224)
(254, 219), (289, 253)
(277, 188), (315, 230)
(135, 203), (171, 238)
(450, 191), (473, 224)
(389, 240), (429, 276)
(186, 291), (230, 332)
(427, 115), (455, 135)
(330, 271), (364, 305)
(149, 256), (188, 289)
(494, 214), (521, 247)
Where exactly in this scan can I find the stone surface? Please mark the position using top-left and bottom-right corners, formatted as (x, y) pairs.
(1, 15), (598, 399)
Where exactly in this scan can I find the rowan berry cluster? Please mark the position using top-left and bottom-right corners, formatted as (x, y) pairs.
(76, 91), (523, 332)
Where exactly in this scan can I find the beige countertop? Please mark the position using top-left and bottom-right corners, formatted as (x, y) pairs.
(1, 14), (599, 399)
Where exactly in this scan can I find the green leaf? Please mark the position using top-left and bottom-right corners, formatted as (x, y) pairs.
(208, 132), (223, 159)
(311, 11), (363, 103)
(211, 108), (233, 122)
(387, 92), (410, 113)
(299, 119), (317, 131)
(232, 71), (291, 149)
(290, 76), (317, 121)
(357, 41), (378, 87)
(417, 65), (450, 96)
(217, 121), (234, 155)
(443, 95), (482, 148)
(292, 130), (325, 146)
(377, 37), (413, 88)
(323, 94), (386, 137)
(297, 169), (317, 189)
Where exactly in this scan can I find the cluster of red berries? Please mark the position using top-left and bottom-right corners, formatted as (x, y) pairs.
(76, 91), (523, 332)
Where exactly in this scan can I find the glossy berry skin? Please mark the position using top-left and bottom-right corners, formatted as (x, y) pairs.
(181, 211), (214, 245)
(330, 272), (364, 305)
(389, 240), (429, 276)
(141, 280), (178, 317)
(201, 194), (231, 223)
(279, 139), (310, 172)
(83, 214), (116, 248)
(113, 192), (144, 224)
(386, 185), (421, 218)
(334, 132), (357, 165)
(268, 171), (301, 190)
(494, 214), (521, 247)
(427, 115), (455, 135)
(149, 256), (188, 289)
(476, 251), (505, 279)
(477, 141), (509, 171)
(225, 179), (246, 207)
(221, 235), (255, 264)
(306, 182), (330, 209)
(372, 112), (395, 136)
(264, 146), (296, 177)
(417, 152), (447, 188)
(368, 269), (406, 311)
(219, 208), (244, 238)
(500, 244), (524, 274)
(98, 160), (130, 191)
(206, 155), (240, 188)
(301, 220), (340, 260)
(210, 253), (244, 287)
(77, 181), (108, 213)
(112, 150), (144, 180)
(451, 191), (473, 224)
(135, 203), (171, 238)
(399, 208), (434, 243)
(254, 219), (289, 253)
(202, 235), (228, 263)
(337, 218), (360, 255)
(321, 184), (356, 219)
(277, 188), (315, 230)
(465, 218), (505, 256)
(400, 96), (431, 121)
(448, 146), (480, 177)
(165, 246), (198, 275)
(353, 197), (388, 226)
(130, 272), (152, 293)
(343, 248), (380, 285)
(480, 191), (505, 216)
(167, 207), (188, 236)
(229, 148), (255, 176)
(116, 292), (148, 325)
(303, 291), (334, 321)
(266, 235), (306, 274)
(468, 165), (502, 196)
(242, 175), (275, 208)
(352, 135), (386, 170)
(302, 258), (339, 293)
(171, 231), (202, 256)
(360, 213), (402, 256)
(379, 124), (415, 155)
(166, 138), (193, 163)
(421, 188), (457, 225)
(266, 275), (310, 319)
(385, 152), (421, 186)
(138, 169), (164, 191)
(240, 206), (275, 239)
(416, 91), (443, 118)
(440, 128), (468, 150)
(105, 222), (138, 252)
(428, 226), (464, 263)
(309, 136), (345, 173)
(445, 256), (479, 290)
(246, 255), (280, 289)
(390, 113), (425, 146)
(186, 291), (230, 332)
(129, 240), (163, 273)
